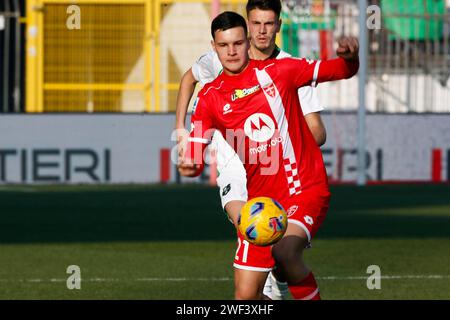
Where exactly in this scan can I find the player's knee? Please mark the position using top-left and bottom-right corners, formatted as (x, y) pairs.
(271, 243), (286, 265)
(234, 281), (262, 300)
(234, 285), (261, 300)
(272, 246), (299, 267)
(272, 237), (306, 266)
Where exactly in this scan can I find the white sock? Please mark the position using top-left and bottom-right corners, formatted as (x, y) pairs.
(262, 273), (272, 298)
(263, 272), (289, 300)
(269, 272), (289, 300)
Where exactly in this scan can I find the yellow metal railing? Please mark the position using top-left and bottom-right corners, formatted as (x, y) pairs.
(25, 0), (246, 113)
(152, 0), (246, 112)
(26, 0), (152, 112)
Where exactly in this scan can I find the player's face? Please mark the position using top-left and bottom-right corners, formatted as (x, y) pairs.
(247, 9), (281, 52)
(212, 26), (250, 75)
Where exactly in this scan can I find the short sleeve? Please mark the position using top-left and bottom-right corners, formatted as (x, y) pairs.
(297, 86), (324, 115)
(191, 50), (223, 86)
(184, 91), (217, 169)
(276, 57), (358, 90)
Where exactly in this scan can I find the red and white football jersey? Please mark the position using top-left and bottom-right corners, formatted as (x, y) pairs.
(186, 57), (358, 203)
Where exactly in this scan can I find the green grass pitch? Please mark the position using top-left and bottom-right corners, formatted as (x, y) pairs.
(0, 183), (449, 299)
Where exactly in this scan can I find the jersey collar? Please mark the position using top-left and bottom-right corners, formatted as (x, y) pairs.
(266, 46), (281, 60)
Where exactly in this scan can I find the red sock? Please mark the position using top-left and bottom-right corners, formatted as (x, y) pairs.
(288, 272), (321, 300)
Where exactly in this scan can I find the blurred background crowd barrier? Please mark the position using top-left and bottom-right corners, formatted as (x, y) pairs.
(0, 0), (448, 113)
(0, 0), (449, 185)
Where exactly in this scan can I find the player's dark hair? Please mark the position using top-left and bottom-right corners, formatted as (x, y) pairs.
(246, 0), (282, 19)
(211, 11), (248, 39)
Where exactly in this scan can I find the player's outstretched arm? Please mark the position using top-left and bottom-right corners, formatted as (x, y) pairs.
(178, 161), (203, 177)
(299, 37), (357, 146)
(301, 37), (358, 146)
(287, 37), (359, 90)
(313, 36), (359, 85)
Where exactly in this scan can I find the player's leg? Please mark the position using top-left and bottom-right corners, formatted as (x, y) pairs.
(233, 231), (274, 300)
(221, 188), (289, 300)
(272, 190), (330, 300)
(272, 226), (320, 300)
(266, 267), (290, 300)
(226, 202), (276, 300)
(222, 195), (274, 300)
(226, 200), (285, 300)
(224, 194), (292, 300)
(213, 131), (288, 300)
(234, 268), (269, 300)
(272, 225), (311, 283)
(214, 132), (272, 299)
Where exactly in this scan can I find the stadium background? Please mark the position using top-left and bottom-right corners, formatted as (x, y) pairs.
(0, 0), (449, 299)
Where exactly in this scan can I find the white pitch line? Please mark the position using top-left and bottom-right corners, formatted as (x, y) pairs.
(319, 275), (450, 280)
(136, 277), (232, 282)
(0, 275), (449, 283)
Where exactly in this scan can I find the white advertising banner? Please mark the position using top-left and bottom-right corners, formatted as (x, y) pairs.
(0, 115), (178, 184)
(320, 113), (450, 183)
(0, 114), (449, 184)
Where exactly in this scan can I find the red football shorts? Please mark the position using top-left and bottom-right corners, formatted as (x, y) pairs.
(233, 189), (331, 271)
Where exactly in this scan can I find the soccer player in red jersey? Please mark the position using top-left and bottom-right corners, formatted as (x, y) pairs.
(179, 11), (359, 300)
(176, 0), (327, 300)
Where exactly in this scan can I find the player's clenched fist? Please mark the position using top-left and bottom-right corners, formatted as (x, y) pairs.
(336, 36), (359, 60)
(177, 158), (202, 177)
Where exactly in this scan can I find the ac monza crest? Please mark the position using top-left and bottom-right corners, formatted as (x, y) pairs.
(286, 205), (298, 217)
(263, 84), (276, 98)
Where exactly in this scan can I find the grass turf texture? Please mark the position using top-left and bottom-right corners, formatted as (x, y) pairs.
(0, 184), (449, 299)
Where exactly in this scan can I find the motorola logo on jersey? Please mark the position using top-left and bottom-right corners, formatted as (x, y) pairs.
(244, 113), (276, 143)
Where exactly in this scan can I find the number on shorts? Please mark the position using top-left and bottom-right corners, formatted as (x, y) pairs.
(235, 238), (249, 263)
